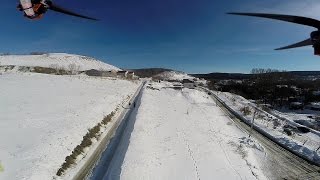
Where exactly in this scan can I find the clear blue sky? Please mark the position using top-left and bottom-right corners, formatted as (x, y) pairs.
(1, 0), (320, 73)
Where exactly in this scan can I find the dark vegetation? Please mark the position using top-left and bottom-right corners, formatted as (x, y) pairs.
(56, 111), (115, 176)
(193, 72), (251, 80)
(29, 52), (48, 55)
(129, 68), (173, 78)
(193, 70), (320, 80)
(204, 69), (320, 107)
(32, 66), (69, 75)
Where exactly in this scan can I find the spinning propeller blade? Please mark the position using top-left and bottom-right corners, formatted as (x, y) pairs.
(275, 38), (313, 50)
(228, 12), (320, 29)
(49, 3), (98, 21)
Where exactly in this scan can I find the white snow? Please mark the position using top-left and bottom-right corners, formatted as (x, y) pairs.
(0, 53), (120, 71)
(271, 108), (320, 132)
(105, 82), (267, 180)
(0, 73), (139, 180)
(154, 71), (194, 81)
(215, 91), (320, 165)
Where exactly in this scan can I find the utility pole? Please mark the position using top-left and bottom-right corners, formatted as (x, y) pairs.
(249, 108), (257, 138)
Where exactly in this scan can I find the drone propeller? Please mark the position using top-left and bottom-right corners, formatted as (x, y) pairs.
(228, 12), (320, 29)
(275, 38), (313, 50)
(48, 3), (98, 21)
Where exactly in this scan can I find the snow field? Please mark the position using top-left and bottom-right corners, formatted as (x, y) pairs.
(216, 91), (320, 165)
(0, 73), (139, 180)
(0, 53), (120, 71)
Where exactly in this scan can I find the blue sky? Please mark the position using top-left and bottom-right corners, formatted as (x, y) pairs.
(1, 0), (320, 73)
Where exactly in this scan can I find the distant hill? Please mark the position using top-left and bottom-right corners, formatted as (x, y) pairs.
(290, 71), (320, 77)
(192, 73), (252, 80)
(193, 71), (320, 80)
(129, 68), (194, 81)
(129, 68), (174, 78)
(0, 53), (120, 71)
(153, 71), (194, 81)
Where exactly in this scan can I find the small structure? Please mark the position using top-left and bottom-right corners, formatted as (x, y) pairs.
(173, 83), (183, 90)
(127, 71), (135, 79)
(85, 69), (102, 77)
(102, 70), (117, 77)
(182, 79), (195, 89)
(117, 71), (128, 78)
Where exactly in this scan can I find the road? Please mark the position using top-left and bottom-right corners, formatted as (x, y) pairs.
(206, 90), (320, 180)
(98, 87), (269, 180)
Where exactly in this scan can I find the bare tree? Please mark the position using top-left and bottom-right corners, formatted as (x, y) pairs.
(68, 63), (80, 75)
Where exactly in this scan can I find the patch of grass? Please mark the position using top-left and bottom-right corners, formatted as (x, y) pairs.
(0, 162), (4, 172)
(33, 66), (69, 75)
(56, 111), (116, 176)
(102, 111), (115, 125)
(261, 106), (271, 113)
(32, 67), (56, 74)
(256, 113), (265, 120)
(236, 144), (248, 159)
(227, 121), (233, 126)
(4, 65), (14, 71)
(228, 141), (248, 159)
(240, 106), (251, 116)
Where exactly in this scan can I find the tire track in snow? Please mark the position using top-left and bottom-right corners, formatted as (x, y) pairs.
(192, 100), (245, 180)
(181, 90), (246, 179)
(179, 129), (201, 180)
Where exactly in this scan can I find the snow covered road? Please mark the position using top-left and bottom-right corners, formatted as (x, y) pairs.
(103, 83), (267, 180)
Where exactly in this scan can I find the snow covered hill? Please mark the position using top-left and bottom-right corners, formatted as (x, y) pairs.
(0, 53), (141, 179)
(153, 70), (194, 81)
(0, 73), (140, 180)
(0, 53), (120, 71)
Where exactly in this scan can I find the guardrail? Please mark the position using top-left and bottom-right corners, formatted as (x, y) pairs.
(71, 81), (146, 180)
(200, 87), (320, 167)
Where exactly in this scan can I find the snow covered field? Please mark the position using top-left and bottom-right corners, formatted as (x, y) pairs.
(271, 108), (320, 132)
(215, 91), (320, 165)
(0, 53), (120, 71)
(0, 73), (139, 180)
(105, 82), (267, 180)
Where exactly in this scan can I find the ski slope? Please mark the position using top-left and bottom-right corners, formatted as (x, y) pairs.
(104, 82), (267, 180)
(0, 53), (120, 71)
(0, 73), (139, 180)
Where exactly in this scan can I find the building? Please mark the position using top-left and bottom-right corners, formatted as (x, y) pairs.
(173, 83), (183, 90)
(117, 71), (128, 78)
(127, 72), (135, 79)
(102, 70), (117, 77)
(85, 69), (102, 77)
(182, 79), (195, 89)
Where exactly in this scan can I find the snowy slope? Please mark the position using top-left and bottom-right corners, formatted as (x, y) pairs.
(153, 71), (194, 81)
(105, 82), (267, 180)
(0, 53), (120, 71)
(0, 73), (139, 180)
(216, 91), (320, 165)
